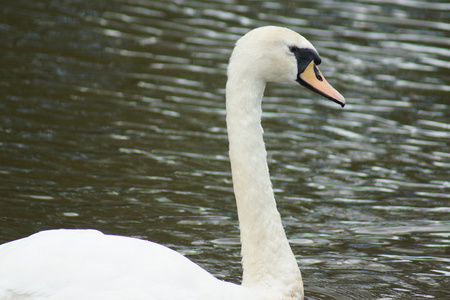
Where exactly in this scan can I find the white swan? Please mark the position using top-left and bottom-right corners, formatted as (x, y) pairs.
(0, 26), (345, 300)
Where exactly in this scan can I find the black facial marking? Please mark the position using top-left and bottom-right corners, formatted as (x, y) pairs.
(291, 47), (322, 74)
(289, 46), (298, 53)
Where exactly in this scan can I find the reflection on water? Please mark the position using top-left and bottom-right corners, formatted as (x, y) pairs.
(1, 0), (449, 299)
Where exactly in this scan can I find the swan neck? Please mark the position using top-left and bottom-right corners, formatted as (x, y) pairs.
(225, 75), (302, 296)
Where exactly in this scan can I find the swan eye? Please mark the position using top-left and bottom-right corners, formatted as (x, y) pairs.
(288, 46), (298, 53)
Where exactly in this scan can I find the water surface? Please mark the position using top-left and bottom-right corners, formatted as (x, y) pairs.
(1, 0), (449, 299)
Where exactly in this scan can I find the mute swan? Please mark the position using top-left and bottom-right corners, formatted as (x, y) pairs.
(0, 26), (345, 300)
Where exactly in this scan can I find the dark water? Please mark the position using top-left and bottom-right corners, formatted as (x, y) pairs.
(1, 0), (449, 299)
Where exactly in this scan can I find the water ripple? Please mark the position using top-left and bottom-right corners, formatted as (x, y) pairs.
(1, 0), (449, 298)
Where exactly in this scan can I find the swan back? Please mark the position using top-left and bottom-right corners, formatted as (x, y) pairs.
(0, 230), (261, 300)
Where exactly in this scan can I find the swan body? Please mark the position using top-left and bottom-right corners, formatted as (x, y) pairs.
(0, 26), (344, 300)
(0, 229), (257, 300)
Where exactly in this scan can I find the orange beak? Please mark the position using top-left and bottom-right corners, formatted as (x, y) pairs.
(298, 61), (345, 107)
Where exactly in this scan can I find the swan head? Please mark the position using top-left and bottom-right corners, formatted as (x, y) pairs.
(228, 26), (345, 107)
